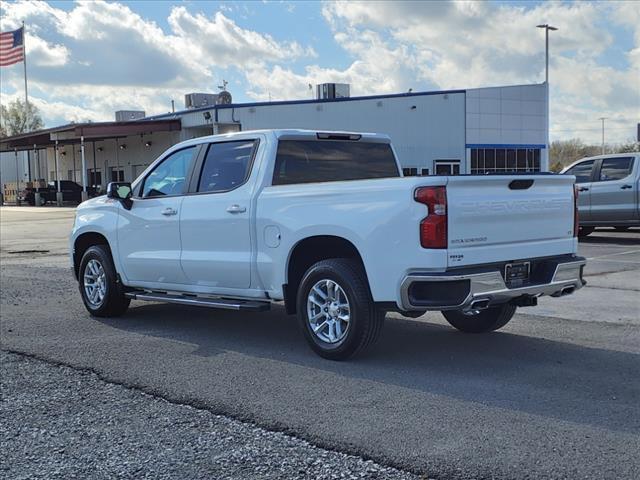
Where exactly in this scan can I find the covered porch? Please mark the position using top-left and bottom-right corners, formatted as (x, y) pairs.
(0, 119), (181, 205)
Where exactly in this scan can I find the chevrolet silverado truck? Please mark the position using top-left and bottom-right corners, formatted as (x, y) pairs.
(561, 152), (640, 236)
(70, 130), (586, 360)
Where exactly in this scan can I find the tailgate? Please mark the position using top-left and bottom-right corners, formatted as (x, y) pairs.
(445, 175), (576, 268)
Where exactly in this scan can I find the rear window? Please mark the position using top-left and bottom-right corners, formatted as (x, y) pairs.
(272, 140), (399, 186)
(197, 140), (257, 193)
(598, 157), (633, 182)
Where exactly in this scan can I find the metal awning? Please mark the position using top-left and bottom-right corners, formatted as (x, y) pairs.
(0, 119), (182, 151)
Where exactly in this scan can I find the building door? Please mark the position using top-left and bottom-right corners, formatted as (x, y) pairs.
(435, 160), (460, 175)
(88, 169), (102, 192)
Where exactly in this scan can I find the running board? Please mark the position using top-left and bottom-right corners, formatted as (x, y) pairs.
(125, 292), (270, 312)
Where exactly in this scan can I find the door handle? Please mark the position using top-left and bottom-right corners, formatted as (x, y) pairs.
(226, 204), (246, 214)
(621, 184), (632, 190)
(161, 208), (178, 216)
(578, 187), (589, 192)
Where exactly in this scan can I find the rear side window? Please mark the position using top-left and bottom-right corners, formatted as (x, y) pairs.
(598, 157), (633, 182)
(564, 160), (594, 183)
(272, 140), (399, 186)
(197, 140), (257, 193)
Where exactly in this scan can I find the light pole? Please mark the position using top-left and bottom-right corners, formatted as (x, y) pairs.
(599, 117), (607, 154)
(537, 24), (557, 172)
(537, 24), (558, 83)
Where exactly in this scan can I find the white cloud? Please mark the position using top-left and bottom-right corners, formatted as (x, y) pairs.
(167, 8), (315, 67)
(0, 0), (315, 124)
(0, 0), (637, 145)
(300, 0), (638, 144)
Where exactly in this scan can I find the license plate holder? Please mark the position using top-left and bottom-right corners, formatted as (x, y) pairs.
(505, 262), (530, 288)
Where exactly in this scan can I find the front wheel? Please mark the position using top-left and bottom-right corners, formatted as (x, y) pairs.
(578, 226), (595, 237)
(296, 259), (384, 360)
(79, 245), (130, 317)
(442, 304), (516, 333)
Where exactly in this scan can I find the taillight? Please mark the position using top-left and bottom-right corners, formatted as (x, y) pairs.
(415, 186), (447, 249)
(573, 185), (579, 237)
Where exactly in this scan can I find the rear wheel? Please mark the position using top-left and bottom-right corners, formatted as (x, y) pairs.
(442, 304), (516, 333)
(79, 245), (130, 317)
(296, 259), (384, 360)
(578, 226), (595, 237)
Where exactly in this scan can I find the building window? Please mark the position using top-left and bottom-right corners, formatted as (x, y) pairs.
(435, 160), (460, 175)
(470, 148), (540, 174)
(110, 168), (125, 182)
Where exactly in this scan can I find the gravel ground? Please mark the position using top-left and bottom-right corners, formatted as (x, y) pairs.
(0, 351), (419, 480)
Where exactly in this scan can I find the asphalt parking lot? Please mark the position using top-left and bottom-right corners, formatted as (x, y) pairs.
(1, 206), (639, 479)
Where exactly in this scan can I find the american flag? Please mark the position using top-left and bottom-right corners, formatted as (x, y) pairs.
(0, 27), (25, 67)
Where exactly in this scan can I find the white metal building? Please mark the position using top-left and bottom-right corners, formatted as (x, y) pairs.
(150, 82), (548, 175)
(1, 82), (548, 196)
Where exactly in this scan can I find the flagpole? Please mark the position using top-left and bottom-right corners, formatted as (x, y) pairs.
(22, 21), (28, 110)
(22, 21), (31, 182)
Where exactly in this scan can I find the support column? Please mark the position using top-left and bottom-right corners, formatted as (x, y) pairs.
(34, 143), (42, 206)
(55, 140), (63, 206)
(14, 148), (21, 206)
(80, 136), (88, 202)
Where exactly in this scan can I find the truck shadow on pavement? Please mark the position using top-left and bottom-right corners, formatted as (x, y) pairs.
(579, 234), (640, 246)
(98, 302), (640, 435)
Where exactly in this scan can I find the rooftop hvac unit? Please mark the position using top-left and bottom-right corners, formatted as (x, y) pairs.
(115, 110), (145, 122)
(184, 93), (219, 109)
(316, 83), (350, 100)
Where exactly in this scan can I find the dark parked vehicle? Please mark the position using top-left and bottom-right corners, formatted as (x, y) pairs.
(21, 181), (98, 205)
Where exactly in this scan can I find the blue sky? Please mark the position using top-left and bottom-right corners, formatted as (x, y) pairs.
(1, 0), (638, 144)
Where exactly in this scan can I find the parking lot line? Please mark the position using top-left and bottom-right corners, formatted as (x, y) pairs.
(587, 249), (640, 260)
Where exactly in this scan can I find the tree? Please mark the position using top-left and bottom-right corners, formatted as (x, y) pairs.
(615, 141), (640, 153)
(0, 98), (44, 137)
(549, 139), (600, 171)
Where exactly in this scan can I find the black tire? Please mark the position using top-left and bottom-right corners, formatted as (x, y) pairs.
(78, 245), (130, 317)
(578, 226), (595, 237)
(614, 226), (630, 232)
(442, 304), (516, 333)
(296, 258), (384, 360)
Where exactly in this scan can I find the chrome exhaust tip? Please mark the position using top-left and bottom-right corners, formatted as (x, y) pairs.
(560, 286), (575, 296)
(462, 299), (491, 315)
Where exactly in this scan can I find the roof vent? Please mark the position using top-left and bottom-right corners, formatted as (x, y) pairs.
(115, 110), (145, 122)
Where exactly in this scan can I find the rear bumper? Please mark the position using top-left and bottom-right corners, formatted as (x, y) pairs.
(399, 255), (586, 311)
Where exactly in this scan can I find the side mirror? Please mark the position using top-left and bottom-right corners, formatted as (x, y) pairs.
(107, 182), (133, 210)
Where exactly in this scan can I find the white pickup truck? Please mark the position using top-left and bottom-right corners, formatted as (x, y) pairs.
(70, 130), (586, 359)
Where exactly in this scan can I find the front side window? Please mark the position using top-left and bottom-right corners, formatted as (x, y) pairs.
(142, 146), (197, 197)
(598, 157), (633, 182)
(273, 140), (399, 185)
(564, 160), (595, 183)
(197, 140), (257, 193)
